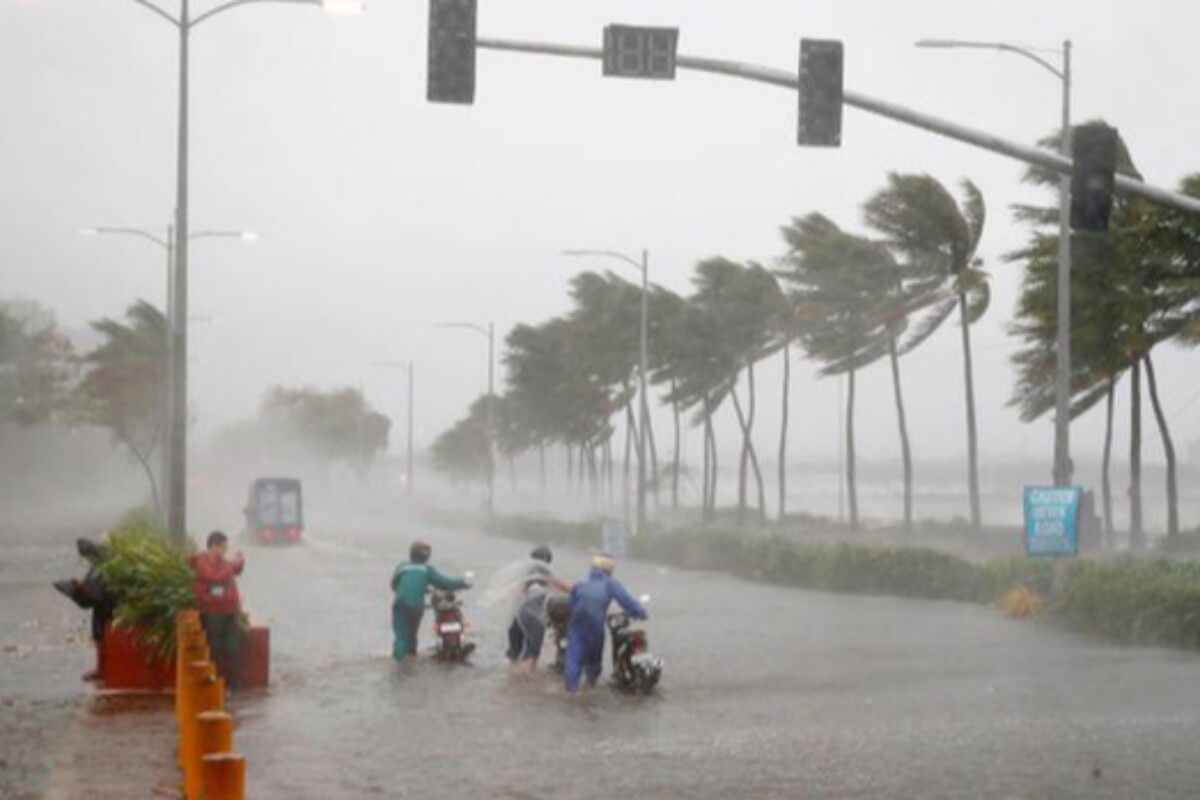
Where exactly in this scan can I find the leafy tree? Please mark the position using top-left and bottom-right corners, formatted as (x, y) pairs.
(75, 300), (167, 511)
(260, 386), (391, 475)
(864, 174), (990, 531)
(0, 300), (73, 426)
(647, 287), (691, 511)
(654, 285), (733, 520)
(778, 214), (902, 530)
(1009, 125), (1200, 545)
(503, 314), (619, 503)
(431, 394), (494, 486)
(688, 258), (787, 522)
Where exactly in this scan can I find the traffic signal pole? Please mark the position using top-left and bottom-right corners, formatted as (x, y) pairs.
(473, 36), (1200, 218)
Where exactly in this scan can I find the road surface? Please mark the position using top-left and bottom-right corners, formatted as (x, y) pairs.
(235, 516), (1200, 799)
(5, 512), (1200, 799)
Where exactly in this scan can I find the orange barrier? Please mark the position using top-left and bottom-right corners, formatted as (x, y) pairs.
(172, 611), (248, 800)
(201, 753), (245, 800)
(196, 711), (234, 758)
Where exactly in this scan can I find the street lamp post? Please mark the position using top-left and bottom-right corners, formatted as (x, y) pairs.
(79, 224), (255, 524)
(438, 322), (495, 515)
(916, 38), (1073, 488)
(120, 0), (360, 542)
(563, 248), (650, 534)
(372, 360), (416, 497)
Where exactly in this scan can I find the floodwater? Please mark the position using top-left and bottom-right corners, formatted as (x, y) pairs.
(231, 516), (1200, 799)
(6, 511), (1200, 799)
(0, 522), (176, 800)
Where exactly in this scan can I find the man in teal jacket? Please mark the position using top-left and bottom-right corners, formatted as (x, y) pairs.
(391, 541), (471, 663)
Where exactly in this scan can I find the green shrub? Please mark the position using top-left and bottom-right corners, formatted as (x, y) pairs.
(1057, 557), (1200, 648)
(96, 510), (196, 659)
(484, 514), (1200, 652)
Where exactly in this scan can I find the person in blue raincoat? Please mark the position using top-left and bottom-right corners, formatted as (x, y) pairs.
(564, 553), (647, 694)
(390, 541), (470, 664)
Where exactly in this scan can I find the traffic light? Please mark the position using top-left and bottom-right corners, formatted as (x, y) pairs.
(427, 0), (476, 104)
(603, 25), (679, 80)
(798, 39), (843, 147)
(1070, 123), (1119, 231)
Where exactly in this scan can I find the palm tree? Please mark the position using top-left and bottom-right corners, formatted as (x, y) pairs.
(431, 395), (492, 486)
(686, 258), (787, 523)
(503, 315), (619, 506)
(647, 287), (690, 511)
(863, 174), (990, 531)
(75, 300), (167, 511)
(1009, 127), (1200, 545)
(778, 214), (899, 530)
(654, 284), (738, 521)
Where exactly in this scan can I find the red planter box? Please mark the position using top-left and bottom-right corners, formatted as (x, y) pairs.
(100, 625), (174, 692)
(100, 623), (270, 692)
(241, 625), (270, 690)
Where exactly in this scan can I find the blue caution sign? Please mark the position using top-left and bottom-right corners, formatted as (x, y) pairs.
(1023, 486), (1081, 557)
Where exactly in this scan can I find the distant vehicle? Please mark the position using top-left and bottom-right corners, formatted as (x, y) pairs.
(243, 478), (304, 545)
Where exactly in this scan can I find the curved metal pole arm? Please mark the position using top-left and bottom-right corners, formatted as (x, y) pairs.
(563, 248), (642, 273)
(189, 230), (254, 241)
(129, 0), (181, 28)
(438, 322), (490, 340)
(191, 0), (319, 28)
(84, 227), (170, 249)
(990, 43), (1064, 80)
(917, 40), (1063, 79)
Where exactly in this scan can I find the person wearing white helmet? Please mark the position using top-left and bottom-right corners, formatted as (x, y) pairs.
(563, 552), (647, 694)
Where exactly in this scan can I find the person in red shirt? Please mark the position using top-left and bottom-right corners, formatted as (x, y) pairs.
(191, 531), (245, 690)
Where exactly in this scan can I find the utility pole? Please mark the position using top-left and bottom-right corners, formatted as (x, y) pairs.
(371, 360), (416, 497)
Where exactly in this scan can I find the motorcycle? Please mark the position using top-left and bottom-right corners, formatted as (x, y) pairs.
(608, 595), (662, 694)
(545, 593), (571, 672)
(429, 572), (476, 664)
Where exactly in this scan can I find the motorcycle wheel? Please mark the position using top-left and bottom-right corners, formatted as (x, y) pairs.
(634, 664), (660, 694)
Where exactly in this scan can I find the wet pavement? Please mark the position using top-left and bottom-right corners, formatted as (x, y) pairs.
(0, 522), (176, 800)
(232, 517), (1200, 800)
(6, 513), (1200, 799)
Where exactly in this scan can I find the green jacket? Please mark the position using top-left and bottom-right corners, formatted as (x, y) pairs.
(391, 562), (467, 609)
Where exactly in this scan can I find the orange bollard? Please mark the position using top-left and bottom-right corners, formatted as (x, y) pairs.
(185, 674), (225, 800)
(201, 753), (245, 800)
(176, 645), (209, 769)
(181, 662), (217, 790)
(195, 710), (234, 762)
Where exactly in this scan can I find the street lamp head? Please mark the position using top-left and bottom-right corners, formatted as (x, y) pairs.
(914, 39), (962, 49)
(239, 231), (260, 243)
(321, 0), (365, 15)
(77, 228), (101, 237)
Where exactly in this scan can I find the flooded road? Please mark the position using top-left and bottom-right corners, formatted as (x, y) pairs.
(231, 516), (1200, 799)
(0, 521), (176, 800)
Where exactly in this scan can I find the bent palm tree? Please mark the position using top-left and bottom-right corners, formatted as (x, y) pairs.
(864, 174), (990, 531)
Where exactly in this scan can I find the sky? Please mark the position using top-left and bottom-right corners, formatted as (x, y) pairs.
(2, 0), (1199, 473)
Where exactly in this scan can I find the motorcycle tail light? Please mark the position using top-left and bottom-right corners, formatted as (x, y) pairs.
(261, 527), (274, 541)
(287, 527), (300, 539)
